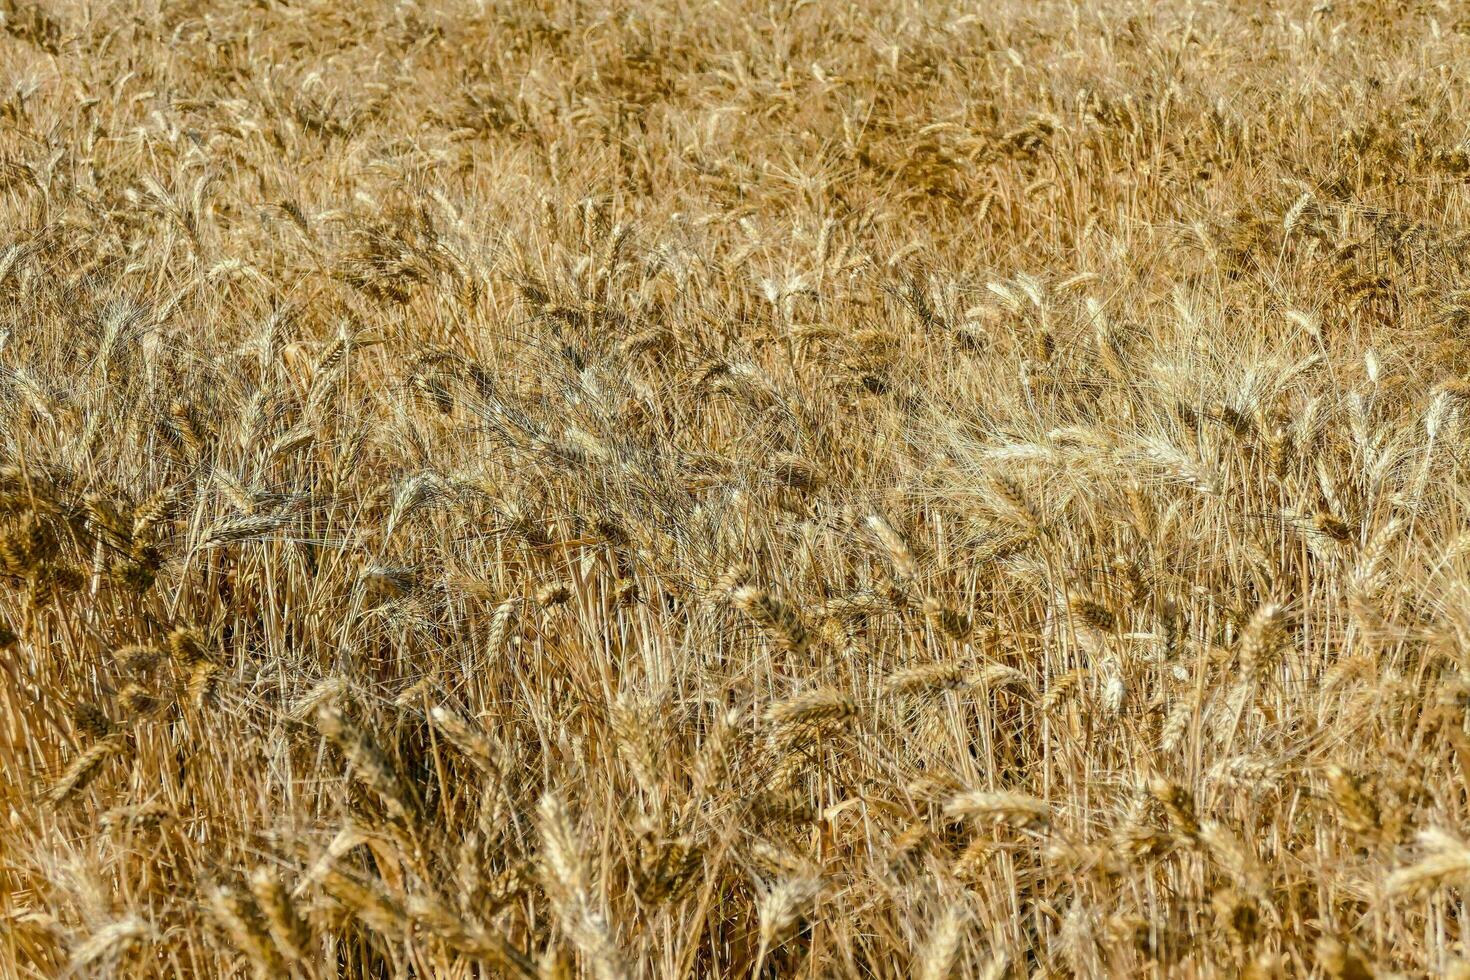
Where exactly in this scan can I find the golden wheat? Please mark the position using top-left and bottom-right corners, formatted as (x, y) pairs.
(2, 0), (1468, 975)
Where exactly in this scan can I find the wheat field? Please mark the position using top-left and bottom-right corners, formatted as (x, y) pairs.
(3, 0), (1470, 976)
